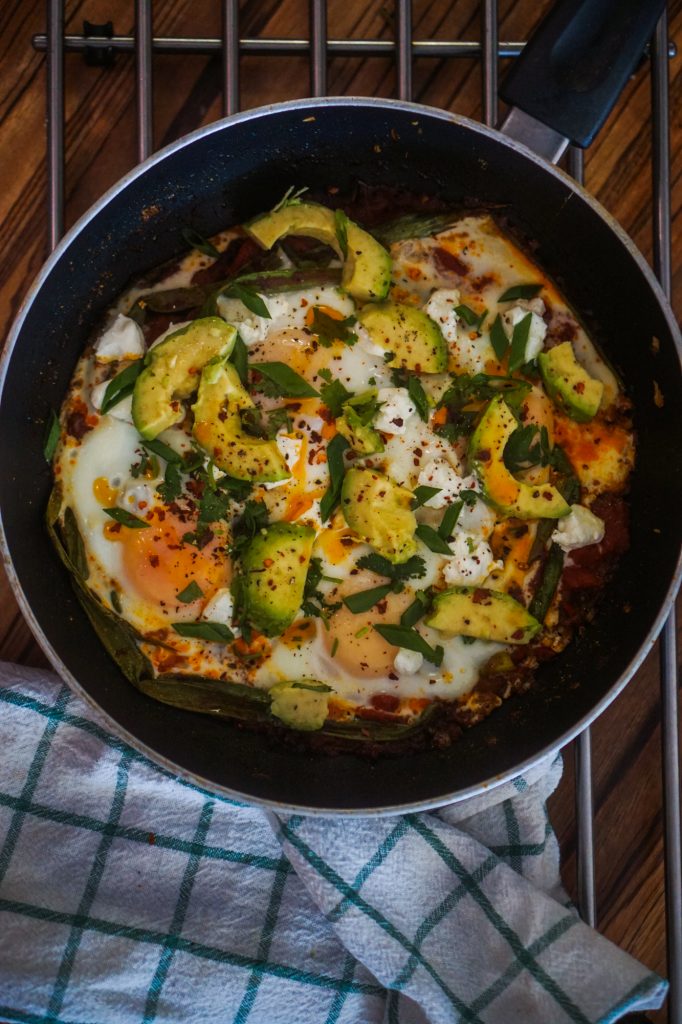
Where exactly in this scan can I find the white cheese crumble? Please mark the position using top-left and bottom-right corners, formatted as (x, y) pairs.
(551, 504), (605, 551)
(94, 314), (145, 363)
(394, 648), (424, 675)
(443, 532), (502, 586)
(118, 483), (155, 515)
(423, 288), (460, 343)
(416, 458), (465, 508)
(90, 382), (134, 424)
(374, 387), (417, 435)
(501, 305), (547, 363)
(202, 588), (238, 630)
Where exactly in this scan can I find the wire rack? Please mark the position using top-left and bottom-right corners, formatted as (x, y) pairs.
(32, 3), (680, 1020)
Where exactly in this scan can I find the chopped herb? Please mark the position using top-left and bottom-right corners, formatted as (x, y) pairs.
(355, 625), (370, 639)
(508, 312), (533, 373)
(400, 589), (430, 627)
(550, 444), (581, 505)
(412, 485), (442, 508)
(197, 487), (230, 525)
(172, 621), (234, 643)
(291, 680), (333, 693)
(319, 434), (349, 522)
(223, 282), (271, 319)
(100, 360), (144, 414)
(157, 461), (183, 503)
(407, 375), (429, 422)
(43, 410), (60, 462)
(334, 208), (350, 258)
(498, 282), (543, 303)
(528, 542), (564, 623)
(489, 314), (509, 360)
(271, 185), (309, 213)
(373, 623), (444, 666)
(343, 584), (393, 614)
(142, 438), (182, 464)
(330, 637), (339, 658)
(181, 227), (221, 259)
(383, 350), (395, 363)
(177, 580), (204, 603)
(230, 499), (269, 558)
(110, 589), (122, 614)
(301, 557), (342, 620)
(459, 489), (479, 506)
(504, 424), (551, 474)
(231, 333), (249, 386)
(239, 405), (292, 440)
(415, 523), (452, 555)
(461, 635), (476, 645)
(250, 361), (320, 399)
(356, 552), (426, 583)
(438, 500), (463, 539)
(309, 307), (357, 347)
(455, 304), (487, 332)
(438, 372), (530, 413)
(130, 452), (159, 479)
(103, 507), (149, 529)
(319, 375), (353, 417)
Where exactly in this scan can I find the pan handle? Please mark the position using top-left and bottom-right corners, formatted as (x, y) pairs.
(499, 0), (666, 160)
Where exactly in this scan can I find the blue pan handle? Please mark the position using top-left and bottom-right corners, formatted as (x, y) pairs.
(499, 0), (666, 150)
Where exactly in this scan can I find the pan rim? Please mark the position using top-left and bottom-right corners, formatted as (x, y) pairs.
(1, 96), (680, 815)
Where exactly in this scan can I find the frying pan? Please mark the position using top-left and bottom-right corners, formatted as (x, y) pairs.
(0, 0), (680, 813)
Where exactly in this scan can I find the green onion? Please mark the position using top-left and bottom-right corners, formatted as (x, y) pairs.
(251, 361), (320, 398)
(489, 314), (509, 361)
(291, 680), (333, 693)
(415, 524), (453, 555)
(455, 304), (487, 331)
(176, 581), (204, 603)
(528, 543), (564, 623)
(231, 333), (249, 386)
(43, 409), (60, 462)
(142, 438), (182, 463)
(103, 507), (149, 529)
(407, 374), (429, 422)
(438, 500), (463, 539)
(343, 584), (393, 614)
(172, 621), (234, 643)
(373, 623), (444, 666)
(330, 638), (339, 658)
(508, 312), (533, 373)
(319, 434), (349, 522)
(100, 360), (144, 414)
(498, 283), (543, 303)
(412, 485), (441, 508)
(400, 590), (429, 627)
(334, 208), (349, 258)
(223, 282), (271, 319)
(181, 227), (220, 259)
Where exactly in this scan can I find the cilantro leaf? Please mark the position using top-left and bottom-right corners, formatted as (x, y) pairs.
(504, 424), (551, 475)
(309, 307), (357, 348)
(319, 376), (353, 417)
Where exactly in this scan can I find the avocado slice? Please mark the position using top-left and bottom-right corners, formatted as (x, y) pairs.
(335, 401), (384, 456)
(239, 522), (315, 636)
(356, 302), (448, 373)
(538, 341), (604, 422)
(268, 680), (331, 731)
(245, 202), (391, 302)
(341, 467), (417, 563)
(469, 396), (570, 520)
(192, 360), (289, 482)
(132, 317), (237, 440)
(426, 586), (541, 644)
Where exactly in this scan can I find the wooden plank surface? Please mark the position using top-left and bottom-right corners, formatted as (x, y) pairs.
(0, 2), (680, 1018)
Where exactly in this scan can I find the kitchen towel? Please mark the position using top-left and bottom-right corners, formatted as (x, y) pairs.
(0, 660), (667, 1023)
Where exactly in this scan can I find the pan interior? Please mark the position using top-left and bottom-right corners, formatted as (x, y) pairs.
(2, 101), (680, 812)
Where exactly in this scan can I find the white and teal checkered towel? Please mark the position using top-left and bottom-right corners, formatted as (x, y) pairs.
(0, 661), (667, 1023)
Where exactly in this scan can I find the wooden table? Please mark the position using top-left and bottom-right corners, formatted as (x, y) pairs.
(1, 2), (680, 1018)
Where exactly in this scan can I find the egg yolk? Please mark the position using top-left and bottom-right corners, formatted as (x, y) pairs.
(324, 570), (414, 678)
(250, 328), (341, 384)
(119, 509), (229, 606)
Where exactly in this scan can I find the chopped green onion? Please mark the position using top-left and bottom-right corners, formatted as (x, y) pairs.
(373, 623), (444, 666)
(489, 314), (509, 361)
(291, 680), (333, 693)
(319, 434), (349, 522)
(181, 227), (220, 259)
(101, 360), (144, 414)
(498, 283), (543, 303)
(343, 584), (393, 614)
(407, 375), (429, 422)
(231, 333), (249, 386)
(415, 524), (453, 555)
(43, 409), (60, 462)
(172, 621), (234, 643)
(142, 438), (182, 464)
(251, 361), (320, 398)
(176, 581), (204, 603)
(508, 312), (533, 373)
(400, 590), (429, 628)
(412, 485), (441, 508)
(438, 500), (463, 540)
(103, 507), (149, 529)
(223, 282), (271, 319)
(455, 304), (487, 331)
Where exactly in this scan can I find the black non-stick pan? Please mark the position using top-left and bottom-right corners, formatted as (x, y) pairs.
(0, 0), (680, 812)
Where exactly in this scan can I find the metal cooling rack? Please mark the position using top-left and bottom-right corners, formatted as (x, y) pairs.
(32, 3), (681, 1019)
